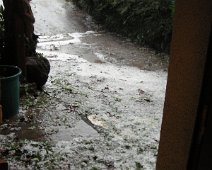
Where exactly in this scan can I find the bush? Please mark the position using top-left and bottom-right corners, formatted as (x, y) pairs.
(72, 0), (174, 53)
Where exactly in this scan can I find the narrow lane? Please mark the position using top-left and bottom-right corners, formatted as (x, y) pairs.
(32, 0), (168, 70)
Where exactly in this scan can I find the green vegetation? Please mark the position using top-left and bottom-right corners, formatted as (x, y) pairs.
(72, 0), (174, 53)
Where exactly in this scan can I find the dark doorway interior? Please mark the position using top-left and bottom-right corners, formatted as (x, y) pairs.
(188, 28), (212, 170)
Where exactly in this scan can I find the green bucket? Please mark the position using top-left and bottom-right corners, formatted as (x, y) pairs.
(0, 65), (22, 119)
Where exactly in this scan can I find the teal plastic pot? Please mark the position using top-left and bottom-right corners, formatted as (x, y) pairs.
(0, 65), (22, 119)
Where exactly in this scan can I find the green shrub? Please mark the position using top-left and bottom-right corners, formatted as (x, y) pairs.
(72, 0), (174, 53)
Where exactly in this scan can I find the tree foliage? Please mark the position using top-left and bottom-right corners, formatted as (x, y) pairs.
(73, 0), (174, 53)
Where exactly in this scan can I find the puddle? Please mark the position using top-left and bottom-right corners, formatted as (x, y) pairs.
(51, 120), (100, 142)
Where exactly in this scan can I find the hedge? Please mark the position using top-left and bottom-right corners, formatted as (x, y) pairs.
(72, 0), (174, 53)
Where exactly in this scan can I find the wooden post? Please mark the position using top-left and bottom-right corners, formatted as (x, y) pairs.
(156, 0), (212, 169)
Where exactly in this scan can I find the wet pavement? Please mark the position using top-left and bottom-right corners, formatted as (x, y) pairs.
(31, 0), (168, 70)
(0, 0), (168, 169)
